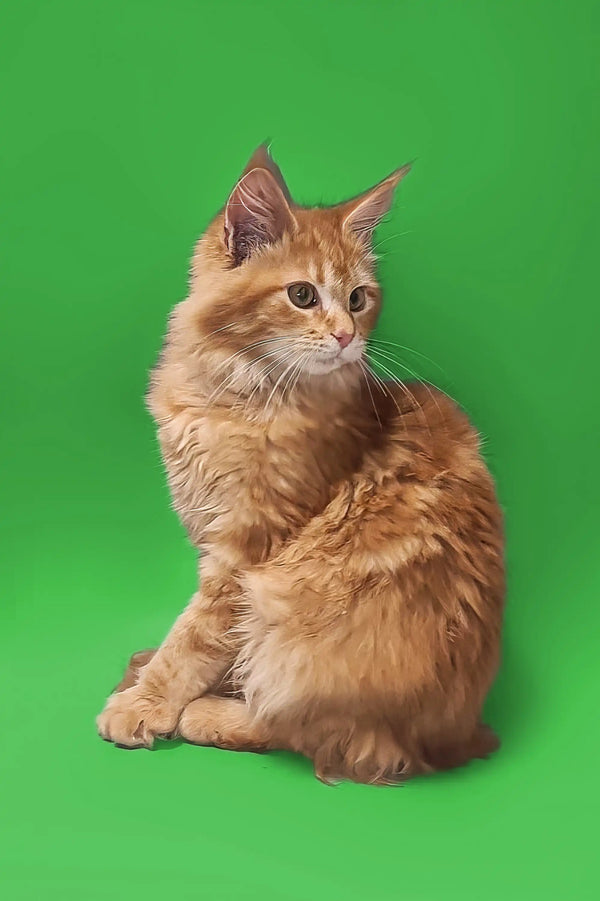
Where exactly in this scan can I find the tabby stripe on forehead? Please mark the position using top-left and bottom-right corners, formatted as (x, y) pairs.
(315, 257), (325, 286)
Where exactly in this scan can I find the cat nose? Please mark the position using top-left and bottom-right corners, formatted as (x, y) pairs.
(331, 330), (353, 349)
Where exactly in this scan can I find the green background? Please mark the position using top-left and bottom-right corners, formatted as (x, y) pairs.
(1, 1), (598, 898)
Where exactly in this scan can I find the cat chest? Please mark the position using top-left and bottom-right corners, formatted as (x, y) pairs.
(159, 412), (332, 555)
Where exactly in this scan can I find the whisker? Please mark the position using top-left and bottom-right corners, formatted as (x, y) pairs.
(366, 348), (432, 436)
(263, 349), (307, 414)
(243, 359), (282, 410)
(361, 358), (407, 429)
(368, 337), (448, 380)
(283, 349), (314, 408)
(367, 344), (449, 428)
(207, 346), (290, 405)
(211, 335), (299, 377)
(200, 320), (244, 340)
(279, 352), (306, 408)
(207, 352), (275, 404)
(244, 344), (305, 409)
(367, 348), (423, 404)
(358, 360), (382, 430)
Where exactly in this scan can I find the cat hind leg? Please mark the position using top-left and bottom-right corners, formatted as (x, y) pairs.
(113, 648), (157, 693)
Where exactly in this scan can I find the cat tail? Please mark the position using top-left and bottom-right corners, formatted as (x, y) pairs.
(424, 722), (500, 772)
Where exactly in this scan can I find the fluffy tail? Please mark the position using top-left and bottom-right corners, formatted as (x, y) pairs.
(424, 722), (500, 772)
(304, 720), (500, 784)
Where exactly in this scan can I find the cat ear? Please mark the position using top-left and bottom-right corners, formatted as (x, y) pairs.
(241, 142), (293, 203)
(224, 163), (295, 266)
(342, 163), (412, 241)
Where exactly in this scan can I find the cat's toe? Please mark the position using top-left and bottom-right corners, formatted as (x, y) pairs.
(97, 686), (178, 749)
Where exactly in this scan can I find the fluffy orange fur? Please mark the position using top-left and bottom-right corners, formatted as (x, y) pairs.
(97, 145), (504, 784)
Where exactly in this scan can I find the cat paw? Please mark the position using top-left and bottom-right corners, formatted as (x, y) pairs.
(96, 686), (180, 749)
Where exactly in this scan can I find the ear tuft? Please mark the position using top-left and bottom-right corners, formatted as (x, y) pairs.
(241, 141), (293, 202)
(342, 163), (412, 241)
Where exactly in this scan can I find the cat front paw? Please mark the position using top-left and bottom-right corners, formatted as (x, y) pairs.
(96, 686), (180, 749)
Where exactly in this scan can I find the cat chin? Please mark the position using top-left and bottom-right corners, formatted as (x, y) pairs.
(307, 358), (343, 375)
(308, 347), (364, 375)
(307, 358), (354, 375)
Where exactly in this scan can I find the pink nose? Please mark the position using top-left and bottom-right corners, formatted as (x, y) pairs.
(331, 331), (353, 350)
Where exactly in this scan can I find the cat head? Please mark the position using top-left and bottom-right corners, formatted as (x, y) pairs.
(189, 144), (410, 394)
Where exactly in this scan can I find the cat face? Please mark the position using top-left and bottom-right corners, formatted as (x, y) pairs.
(192, 145), (410, 392)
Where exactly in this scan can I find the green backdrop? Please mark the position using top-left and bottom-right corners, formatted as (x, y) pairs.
(1, 1), (598, 898)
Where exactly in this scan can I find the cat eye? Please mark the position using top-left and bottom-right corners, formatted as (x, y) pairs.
(349, 287), (366, 312)
(287, 282), (317, 309)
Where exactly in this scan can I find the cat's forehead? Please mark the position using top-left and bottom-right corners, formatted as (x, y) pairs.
(304, 258), (356, 295)
(287, 211), (375, 286)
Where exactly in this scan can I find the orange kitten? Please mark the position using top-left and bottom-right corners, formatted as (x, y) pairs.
(97, 145), (504, 783)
